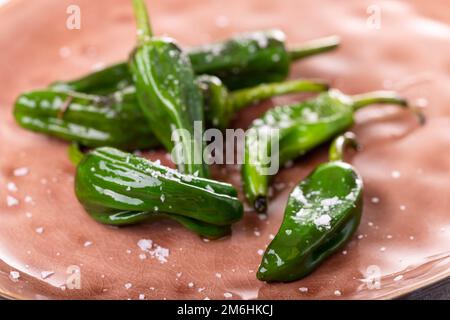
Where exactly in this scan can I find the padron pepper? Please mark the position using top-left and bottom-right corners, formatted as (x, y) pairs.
(129, 0), (209, 177)
(14, 78), (328, 150)
(257, 132), (362, 282)
(243, 89), (424, 212)
(51, 33), (339, 94)
(74, 146), (243, 239)
(13, 88), (158, 150)
(197, 75), (329, 129)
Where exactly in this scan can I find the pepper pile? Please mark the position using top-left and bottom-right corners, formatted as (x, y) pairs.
(13, 0), (424, 282)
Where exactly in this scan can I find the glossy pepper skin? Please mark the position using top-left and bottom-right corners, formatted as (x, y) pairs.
(189, 31), (339, 90)
(129, 0), (209, 177)
(15, 78), (328, 150)
(197, 75), (329, 129)
(75, 147), (243, 238)
(243, 89), (424, 213)
(90, 211), (231, 240)
(257, 132), (363, 282)
(51, 33), (339, 94)
(13, 89), (158, 150)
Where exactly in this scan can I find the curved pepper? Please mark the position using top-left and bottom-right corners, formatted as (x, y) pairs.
(14, 78), (328, 150)
(129, 0), (209, 177)
(90, 211), (231, 240)
(75, 147), (243, 238)
(51, 33), (339, 94)
(243, 89), (424, 213)
(197, 75), (329, 129)
(257, 132), (362, 282)
(13, 89), (158, 150)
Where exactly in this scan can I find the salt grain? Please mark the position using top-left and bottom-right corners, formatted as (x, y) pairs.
(334, 290), (342, 296)
(124, 283), (132, 289)
(139, 294), (146, 300)
(7, 182), (17, 192)
(258, 214), (267, 221)
(257, 249), (264, 256)
(14, 167), (29, 177)
(215, 273), (222, 279)
(224, 292), (233, 298)
(188, 282), (194, 288)
(9, 271), (20, 282)
(35, 227), (44, 234)
(83, 241), (93, 247)
(299, 287), (308, 293)
(371, 197), (380, 204)
(314, 214), (332, 229)
(137, 239), (153, 251)
(6, 195), (19, 207)
(380, 247), (386, 252)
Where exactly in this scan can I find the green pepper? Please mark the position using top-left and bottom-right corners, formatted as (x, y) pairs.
(51, 34), (339, 94)
(13, 88), (158, 150)
(188, 31), (339, 90)
(257, 132), (362, 282)
(90, 211), (231, 240)
(197, 75), (329, 129)
(14, 77), (328, 150)
(75, 147), (243, 238)
(129, 0), (209, 177)
(243, 89), (424, 212)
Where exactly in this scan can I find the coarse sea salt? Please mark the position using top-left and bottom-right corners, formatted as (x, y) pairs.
(224, 292), (233, 298)
(35, 227), (44, 234)
(137, 239), (153, 251)
(6, 195), (19, 207)
(83, 241), (93, 247)
(371, 197), (380, 204)
(124, 283), (132, 289)
(7, 182), (17, 192)
(9, 271), (20, 282)
(314, 214), (332, 229)
(299, 287), (308, 293)
(14, 167), (29, 177)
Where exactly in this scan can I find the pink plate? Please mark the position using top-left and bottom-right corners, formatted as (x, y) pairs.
(0, 0), (448, 299)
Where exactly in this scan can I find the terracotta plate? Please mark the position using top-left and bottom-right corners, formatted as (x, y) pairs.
(0, 0), (449, 300)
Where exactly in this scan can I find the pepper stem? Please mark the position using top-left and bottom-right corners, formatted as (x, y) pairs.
(351, 91), (425, 125)
(132, 0), (153, 45)
(329, 132), (358, 162)
(68, 143), (85, 166)
(288, 36), (340, 61)
(229, 79), (329, 112)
